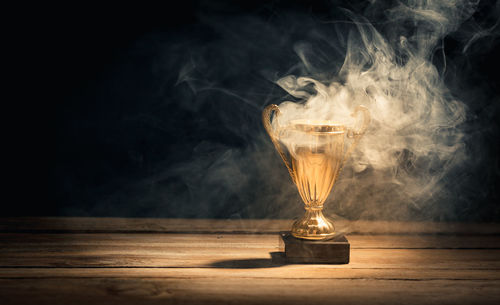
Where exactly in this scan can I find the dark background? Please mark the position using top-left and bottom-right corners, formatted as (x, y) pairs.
(7, 0), (500, 220)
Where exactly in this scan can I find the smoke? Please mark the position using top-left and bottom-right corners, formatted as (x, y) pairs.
(55, 0), (500, 221)
(273, 1), (478, 220)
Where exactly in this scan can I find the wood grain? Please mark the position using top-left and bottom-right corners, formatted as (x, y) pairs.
(1, 278), (499, 305)
(2, 267), (500, 280)
(1, 247), (500, 268)
(2, 217), (499, 234)
(1, 233), (500, 269)
(3, 233), (500, 248)
(0, 218), (499, 304)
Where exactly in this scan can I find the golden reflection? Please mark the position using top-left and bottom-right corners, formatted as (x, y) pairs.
(263, 104), (370, 240)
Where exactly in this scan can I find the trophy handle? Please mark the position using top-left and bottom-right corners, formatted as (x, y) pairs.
(262, 104), (296, 182)
(340, 105), (371, 173)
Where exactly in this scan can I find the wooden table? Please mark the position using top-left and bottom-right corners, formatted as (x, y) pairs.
(1, 217), (500, 304)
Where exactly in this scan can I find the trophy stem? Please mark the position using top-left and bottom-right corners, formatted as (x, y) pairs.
(291, 206), (335, 240)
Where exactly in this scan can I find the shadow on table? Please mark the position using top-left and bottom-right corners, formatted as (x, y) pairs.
(209, 252), (287, 268)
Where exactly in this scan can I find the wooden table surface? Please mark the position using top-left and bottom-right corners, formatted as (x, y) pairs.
(1, 217), (500, 304)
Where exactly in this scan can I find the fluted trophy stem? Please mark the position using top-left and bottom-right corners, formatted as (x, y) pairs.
(263, 104), (370, 240)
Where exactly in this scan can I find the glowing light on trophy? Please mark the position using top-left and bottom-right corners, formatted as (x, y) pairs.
(263, 104), (370, 240)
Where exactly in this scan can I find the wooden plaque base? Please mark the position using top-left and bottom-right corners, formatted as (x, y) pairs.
(279, 231), (350, 264)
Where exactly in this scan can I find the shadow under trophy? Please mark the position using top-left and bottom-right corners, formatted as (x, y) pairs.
(263, 104), (370, 263)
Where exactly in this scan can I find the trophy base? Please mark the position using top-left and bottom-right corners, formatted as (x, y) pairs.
(279, 231), (350, 264)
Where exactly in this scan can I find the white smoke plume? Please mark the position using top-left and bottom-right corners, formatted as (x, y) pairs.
(273, 1), (480, 220)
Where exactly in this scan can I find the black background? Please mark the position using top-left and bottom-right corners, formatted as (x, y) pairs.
(6, 0), (500, 220)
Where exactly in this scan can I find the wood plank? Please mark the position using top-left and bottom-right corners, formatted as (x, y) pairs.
(2, 233), (500, 249)
(1, 247), (499, 268)
(2, 217), (500, 234)
(0, 217), (289, 234)
(1, 277), (499, 305)
(1, 233), (500, 268)
(1, 267), (500, 281)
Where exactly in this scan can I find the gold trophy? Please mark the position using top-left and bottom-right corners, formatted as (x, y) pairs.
(263, 104), (370, 240)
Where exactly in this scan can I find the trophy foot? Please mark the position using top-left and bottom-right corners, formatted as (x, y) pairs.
(291, 207), (335, 240)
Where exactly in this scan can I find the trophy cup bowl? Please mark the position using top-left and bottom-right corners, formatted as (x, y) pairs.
(263, 104), (370, 240)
